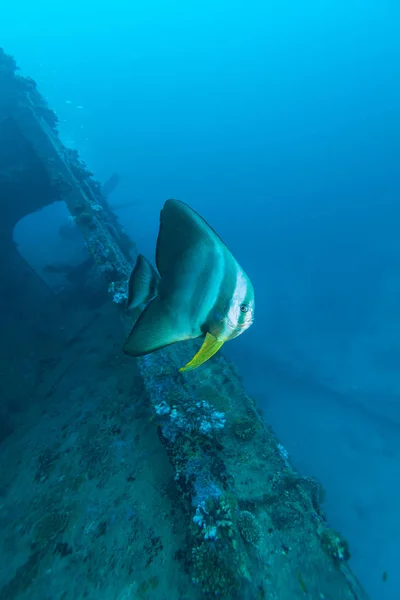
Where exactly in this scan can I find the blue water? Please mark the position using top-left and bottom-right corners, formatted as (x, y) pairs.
(2, 1), (400, 599)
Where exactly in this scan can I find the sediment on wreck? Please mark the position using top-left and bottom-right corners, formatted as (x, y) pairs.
(0, 47), (369, 599)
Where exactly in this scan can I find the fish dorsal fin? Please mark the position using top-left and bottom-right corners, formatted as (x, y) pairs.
(155, 199), (229, 278)
(123, 296), (193, 357)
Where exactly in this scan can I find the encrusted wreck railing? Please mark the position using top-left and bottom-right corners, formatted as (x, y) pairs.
(0, 48), (369, 599)
(0, 48), (135, 299)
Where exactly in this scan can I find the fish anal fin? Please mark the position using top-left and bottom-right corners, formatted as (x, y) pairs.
(123, 296), (193, 357)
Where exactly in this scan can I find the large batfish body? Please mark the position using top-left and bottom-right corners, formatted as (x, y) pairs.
(123, 199), (255, 371)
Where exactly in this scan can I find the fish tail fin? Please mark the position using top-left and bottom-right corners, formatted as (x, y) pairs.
(126, 254), (160, 312)
(123, 296), (191, 356)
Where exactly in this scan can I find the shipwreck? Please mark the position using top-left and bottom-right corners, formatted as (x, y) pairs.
(0, 48), (368, 600)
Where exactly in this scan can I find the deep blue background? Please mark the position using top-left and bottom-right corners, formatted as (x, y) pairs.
(2, 2), (400, 598)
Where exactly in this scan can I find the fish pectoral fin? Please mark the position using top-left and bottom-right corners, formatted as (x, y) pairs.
(123, 296), (188, 356)
(126, 254), (160, 312)
(179, 333), (224, 372)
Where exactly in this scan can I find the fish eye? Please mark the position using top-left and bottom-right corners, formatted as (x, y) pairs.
(240, 304), (248, 313)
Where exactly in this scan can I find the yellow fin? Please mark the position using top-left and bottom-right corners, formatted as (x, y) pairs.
(179, 333), (224, 372)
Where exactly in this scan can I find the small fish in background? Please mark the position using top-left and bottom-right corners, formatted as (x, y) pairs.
(64, 100), (83, 109)
(123, 198), (255, 372)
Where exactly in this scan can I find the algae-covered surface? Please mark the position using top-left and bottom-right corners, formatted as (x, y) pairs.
(0, 300), (367, 599)
(137, 341), (367, 600)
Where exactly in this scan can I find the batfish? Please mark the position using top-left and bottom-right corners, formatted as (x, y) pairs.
(123, 199), (255, 371)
